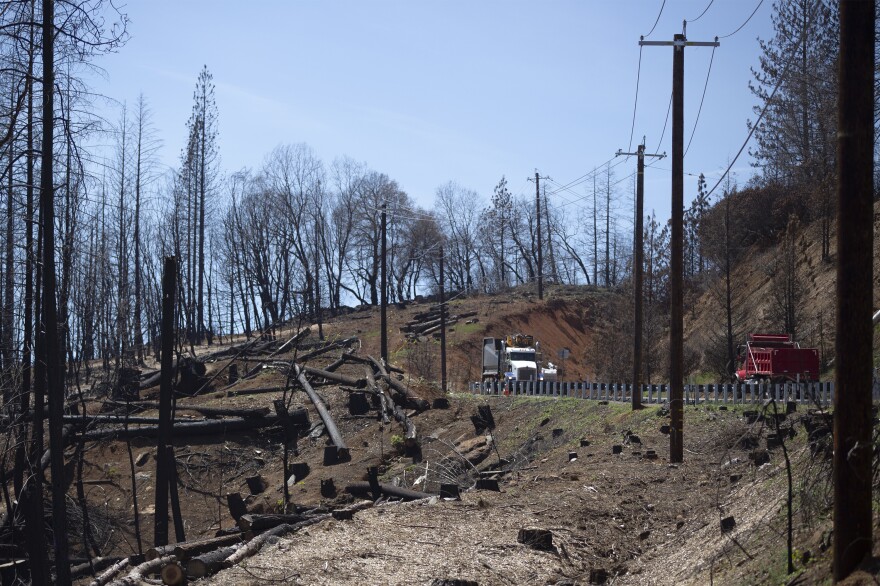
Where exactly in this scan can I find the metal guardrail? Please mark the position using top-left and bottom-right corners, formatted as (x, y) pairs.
(467, 380), (861, 406)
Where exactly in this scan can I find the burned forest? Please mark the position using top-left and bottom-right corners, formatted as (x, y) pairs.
(0, 0), (877, 585)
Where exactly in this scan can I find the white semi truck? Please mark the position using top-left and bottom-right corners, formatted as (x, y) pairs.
(482, 334), (557, 384)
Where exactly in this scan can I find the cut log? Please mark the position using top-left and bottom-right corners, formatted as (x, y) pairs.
(65, 415), (202, 425)
(145, 544), (175, 562)
(70, 556), (127, 580)
(107, 400), (271, 419)
(301, 365), (366, 388)
(237, 513), (307, 533)
(296, 337), (359, 362)
(80, 416), (281, 441)
(88, 557), (132, 586)
(107, 555), (175, 586)
(224, 386), (284, 398)
(160, 561), (185, 585)
(223, 516), (330, 568)
(345, 481), (432, 501)
(185, 545), (239, 579)
(171, 532), (244, 561)
(295, 364), (349, 462)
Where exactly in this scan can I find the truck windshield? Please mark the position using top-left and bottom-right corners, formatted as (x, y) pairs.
(508, 351), (535, 361)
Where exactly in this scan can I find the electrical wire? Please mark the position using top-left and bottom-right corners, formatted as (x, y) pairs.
(687, 0), (715, 23)
(719, 0), (765, 39)
(705, 0), (815, 199)
(545, 155), (616, 195)
(628, 45), (643, 152)
(546, 158), (630, 198)
(684, 45), (716, 158)
(643, 0), (666, 38)
(654, 92), (672, 154)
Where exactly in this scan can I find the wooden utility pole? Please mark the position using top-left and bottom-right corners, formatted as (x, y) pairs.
(439, 246), (447, 392)
(833, 0), (874, 580)
(380, 202), (388, 363)
(641, 26), (718, 463)
(616, 141), (665, 410)
(534, 172), (543, 299)
(155, 256), (177, 547)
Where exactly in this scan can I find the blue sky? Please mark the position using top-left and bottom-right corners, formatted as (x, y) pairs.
(89, 1), (774, 220)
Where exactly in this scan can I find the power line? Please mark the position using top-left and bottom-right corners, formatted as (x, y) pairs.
(643, 0), (666, 38)
(705, 0), (816, 198)
(684, 44), (717, 158)
(545, 155), (615, 195)
(654, 92), (672, 153)
(628, 45), (643, 152)
(719, 0), (765, 39)
(687, 0), (715, 23)
(546, 156), (630, 197)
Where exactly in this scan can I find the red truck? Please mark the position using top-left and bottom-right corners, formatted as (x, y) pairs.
(734, 333), (820, 383)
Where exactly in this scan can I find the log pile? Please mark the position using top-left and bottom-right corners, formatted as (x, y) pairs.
(400, 308), (477, 339)
(84, 502), (375, 584)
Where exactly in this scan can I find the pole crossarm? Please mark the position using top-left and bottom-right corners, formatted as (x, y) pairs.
(616, 148), (666, 159)
(640, 39), (719, 48)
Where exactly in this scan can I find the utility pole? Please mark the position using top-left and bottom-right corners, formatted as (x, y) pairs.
(528, 171), (547, 299)
(641, 24), (718, 463)
(380, 202), (388, 364)
(592, 171), (598, 286)
(833, 0), (874, 581)
(439, 247), (447, 392)
(616, 141), (665, 410)
(535, 172), (543, 299)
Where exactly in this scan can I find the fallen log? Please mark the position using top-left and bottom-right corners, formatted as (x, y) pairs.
(107, 555), (174, 586)
(301, 365), (366, 388)
(107, 400), (271, 419)
(295, 364), (349, 461)
(185, 545), (240, 579)
(70, 556), (127, 581)
(410, 309), (443, 322)
(364, 366), (390, 424)
(414, 319), (458, 337)
(172, 532), (244, 561)
(223, 516), (330, 568)
(345, 481), (432, 501)
(388, 394), (417, 441)
(322, 353), (348, 373)
(224, 386), (285, 398)
(296, 336), (359, 362)
(237, 513), (307, 533)
(80, 416), (281, 441)
(341, 353), (405, 374)
(402, 313), (460, 334)
(371, 356), (429, 411)
(240, 327), (311, 379)
(88, 557), (131, 586)
(64, 415), (202, 426)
